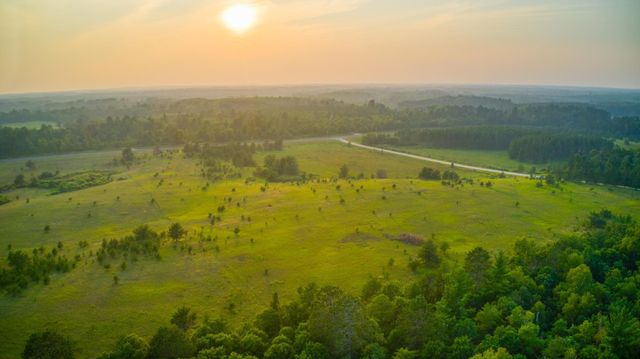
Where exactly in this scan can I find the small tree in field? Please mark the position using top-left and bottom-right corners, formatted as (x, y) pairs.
(376, 169), (388, 179)
(339, 164), (349, 179)
(171, 306), (197, 332)
(420, 240), (441, 268)
(14, 174), (26, 187)
(419, 167), (441, 180)
(121, 147), (134, 167)
(168, 223), (185, 242)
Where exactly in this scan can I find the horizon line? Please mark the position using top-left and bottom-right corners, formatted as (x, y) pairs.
(1, 82), (639, 98)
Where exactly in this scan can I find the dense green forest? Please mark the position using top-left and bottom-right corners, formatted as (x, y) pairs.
(387, 126), (542, 150)
(0, 98), (395, 158)
(508, 135), (612, 163)
(566, 148), (640, 188)
(396, 104), (639, 140)
(20, 211), (640, 359)
(2, 98), (640, 160)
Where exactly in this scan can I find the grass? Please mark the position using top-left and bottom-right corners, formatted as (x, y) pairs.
(347, 134), (558, 172)
(386, 145), (530, 172)
(615, 139), (640, 150)
(0, 150), (122, 184)
(0, 140), (638, 358)
(0, 121), (59, 129)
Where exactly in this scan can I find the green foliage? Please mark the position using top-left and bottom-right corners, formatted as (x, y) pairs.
(255, 155), (301, 181)
(186, 143), (256, 168)
(471, 347), (513, 359)
(567, 147), (640, 188)
(442, 170), (459, 181)
(339, 164), (350, 179)
(168, 223), (185, 241)
(25, 211), (640, 359)
(397, 126), (538, 150)
(509, 134), (611, 163)
(95, 225), (161, 265)
(1, 246), (74, 295)
(98, 334), (148, 359)
(419, 240), (440, 268)
(0, 97), (394, 159)
(465, 247), (492, 286)
(121, 148), (134, 166)
(148, 326), (194, 359)
(14, 174), (26, 187)
(22, 330), (74, 359)
(418, 167), (440, 180)
(170, 306), (197, 332)
(25, 170), (114, 194)
(604, 303), (640, 358)
(307, 287), (380, 358)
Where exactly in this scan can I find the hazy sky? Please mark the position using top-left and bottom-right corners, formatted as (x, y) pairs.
(1, 0), (639, 93)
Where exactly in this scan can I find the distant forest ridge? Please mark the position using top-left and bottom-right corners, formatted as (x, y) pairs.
(1, 84), (639, 115)
(0, 96), (639, 156)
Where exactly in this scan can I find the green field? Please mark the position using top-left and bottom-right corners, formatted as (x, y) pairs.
(1, 121), (59, 129)
(347, 133), (553, 172)
(615, 139), (640, 150)
(372, 144), (552, 173)
(1, 140), (639, 358)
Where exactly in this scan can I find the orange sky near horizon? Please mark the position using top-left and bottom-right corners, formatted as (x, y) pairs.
(1, 0), (639, 94)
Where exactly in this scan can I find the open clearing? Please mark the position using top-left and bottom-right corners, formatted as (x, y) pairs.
(0, 140), (638, 358)
(0, 121), (59, 129)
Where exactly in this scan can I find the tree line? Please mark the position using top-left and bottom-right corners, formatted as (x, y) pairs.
(20, 211), (640, 358)
(565, 147), (640, 188)
(363, 127), (613, 163)
(2, 98), (639, 159)
(393, 126), (540, 150)
(0, 98), (396, 158)
(396, 103), (640, 140)
(508, 135), (612, 163)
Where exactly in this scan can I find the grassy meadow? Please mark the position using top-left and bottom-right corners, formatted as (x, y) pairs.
(381, 145), (530, 172)
(0, 140), (639, 358)
(0, 121), (59, 129)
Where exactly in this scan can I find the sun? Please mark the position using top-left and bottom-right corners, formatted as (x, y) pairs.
(221, 4), (258, 34)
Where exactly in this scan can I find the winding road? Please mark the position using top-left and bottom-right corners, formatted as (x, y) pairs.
(336, 138), (536, 178)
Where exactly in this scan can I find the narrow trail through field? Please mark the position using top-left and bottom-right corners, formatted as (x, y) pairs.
(336, 138), (535, 178)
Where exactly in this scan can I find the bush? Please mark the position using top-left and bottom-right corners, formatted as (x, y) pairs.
(419, 167), (440, 180)
(22, 330), (74, 359)
(148, 326), (194, 359)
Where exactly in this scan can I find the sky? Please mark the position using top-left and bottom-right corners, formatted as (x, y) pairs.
(0, 0), (639, 94)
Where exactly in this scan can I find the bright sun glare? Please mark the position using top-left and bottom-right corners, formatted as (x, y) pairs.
(221, 4), (258, 34)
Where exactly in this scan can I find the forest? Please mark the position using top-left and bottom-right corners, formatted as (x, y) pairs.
(508, 135), (612, 163)
(18, 211), (640, 359)
(566, 148), (640, 188)
(2, 99), (640, 159)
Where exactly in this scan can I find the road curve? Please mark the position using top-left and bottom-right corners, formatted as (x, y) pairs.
(337, 138), (536, 178)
